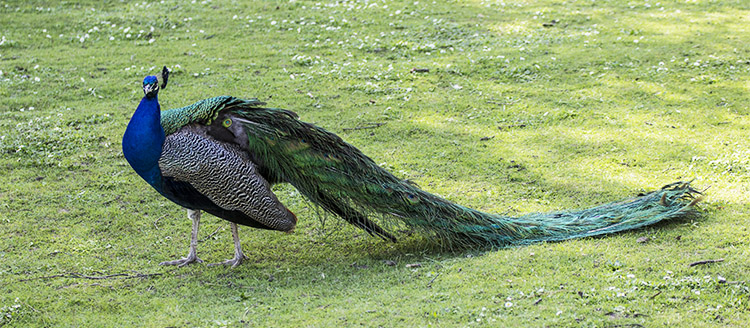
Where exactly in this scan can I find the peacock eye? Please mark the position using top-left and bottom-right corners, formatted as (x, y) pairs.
(222, 118), (232, 127)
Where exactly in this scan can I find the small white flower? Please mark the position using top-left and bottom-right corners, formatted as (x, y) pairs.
(504, 301), (513, 308)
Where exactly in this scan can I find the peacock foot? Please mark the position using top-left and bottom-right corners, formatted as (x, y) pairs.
(159, 253), (203, 267)
(207, 253), (248, 268)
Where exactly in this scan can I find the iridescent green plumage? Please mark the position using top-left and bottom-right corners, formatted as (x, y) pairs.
(161, 96), (265, 135)
(161, 96), (701, 248)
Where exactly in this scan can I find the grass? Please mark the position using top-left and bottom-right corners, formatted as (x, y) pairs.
(1, 0), (749, 326)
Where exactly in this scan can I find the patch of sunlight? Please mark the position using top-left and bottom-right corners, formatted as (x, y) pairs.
(637, 81), (666, 93)
(607, 170), (650, 189)
(569, 88), (608, 104)
(711, 184), (750, 203)
(489, 20), (533, 36)
(413, 112), (455, 130)
(562, 127), (628, 147)
(411, 112), (492, 138)
(634, 9), (750, 38)
(600, 77), (695, 104)
(657, 90), (695, 103)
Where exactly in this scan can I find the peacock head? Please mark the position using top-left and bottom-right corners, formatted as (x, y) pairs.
(142, 75), (160, 98)
(142, 66), (170, 98)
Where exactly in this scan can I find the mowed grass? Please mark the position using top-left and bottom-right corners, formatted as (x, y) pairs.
(1, 0), (749, 326)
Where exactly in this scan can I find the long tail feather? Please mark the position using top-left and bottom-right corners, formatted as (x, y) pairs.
(170, 97), (702, 247)
(453, 181), (700, 247)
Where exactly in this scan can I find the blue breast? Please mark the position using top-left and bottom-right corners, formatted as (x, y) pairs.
(123, 96), (166, 192)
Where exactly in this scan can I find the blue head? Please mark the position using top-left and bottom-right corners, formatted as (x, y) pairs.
(143, 75), (160, 98)
(142, 66), (170, 98)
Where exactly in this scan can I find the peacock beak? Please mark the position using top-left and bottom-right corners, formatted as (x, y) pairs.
(143, 83), (159, 97)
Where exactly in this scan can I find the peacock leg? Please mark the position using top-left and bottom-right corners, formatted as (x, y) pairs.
(160, 209), (204, 266)
(208, 222), (248, 267)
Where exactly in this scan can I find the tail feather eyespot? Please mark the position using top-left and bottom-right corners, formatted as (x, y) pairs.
(405, 193), (420, 204)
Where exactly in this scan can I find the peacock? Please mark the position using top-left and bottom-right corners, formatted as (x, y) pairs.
(122, 67), (701, 267)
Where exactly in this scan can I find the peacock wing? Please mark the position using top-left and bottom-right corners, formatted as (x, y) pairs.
(211, 105), (400, 241)
(158, 125), (297, 232)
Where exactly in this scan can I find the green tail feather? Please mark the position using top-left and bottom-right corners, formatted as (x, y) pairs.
(166, 96), (703, 248)
(443, 181), (701, 247)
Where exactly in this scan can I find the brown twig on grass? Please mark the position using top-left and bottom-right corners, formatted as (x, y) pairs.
(18, 271), (162, 282)
(427, 272), (441, 287)
(153, 214), (167, 230)
(342, 122), (386, 131)
(199, 225), (223, 243)
(688, 258), (724, 267)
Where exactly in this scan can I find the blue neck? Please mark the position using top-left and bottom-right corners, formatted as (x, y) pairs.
(123, 95), (165, 191)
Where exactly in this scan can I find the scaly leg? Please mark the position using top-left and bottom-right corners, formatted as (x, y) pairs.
(208, 222), (248, 267)
(160, 209), (204, 266)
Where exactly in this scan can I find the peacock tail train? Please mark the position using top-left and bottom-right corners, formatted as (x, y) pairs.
(159, 96), (701, 248)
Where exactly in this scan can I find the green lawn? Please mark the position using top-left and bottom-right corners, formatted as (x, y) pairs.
(1, 0), (749, 326)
